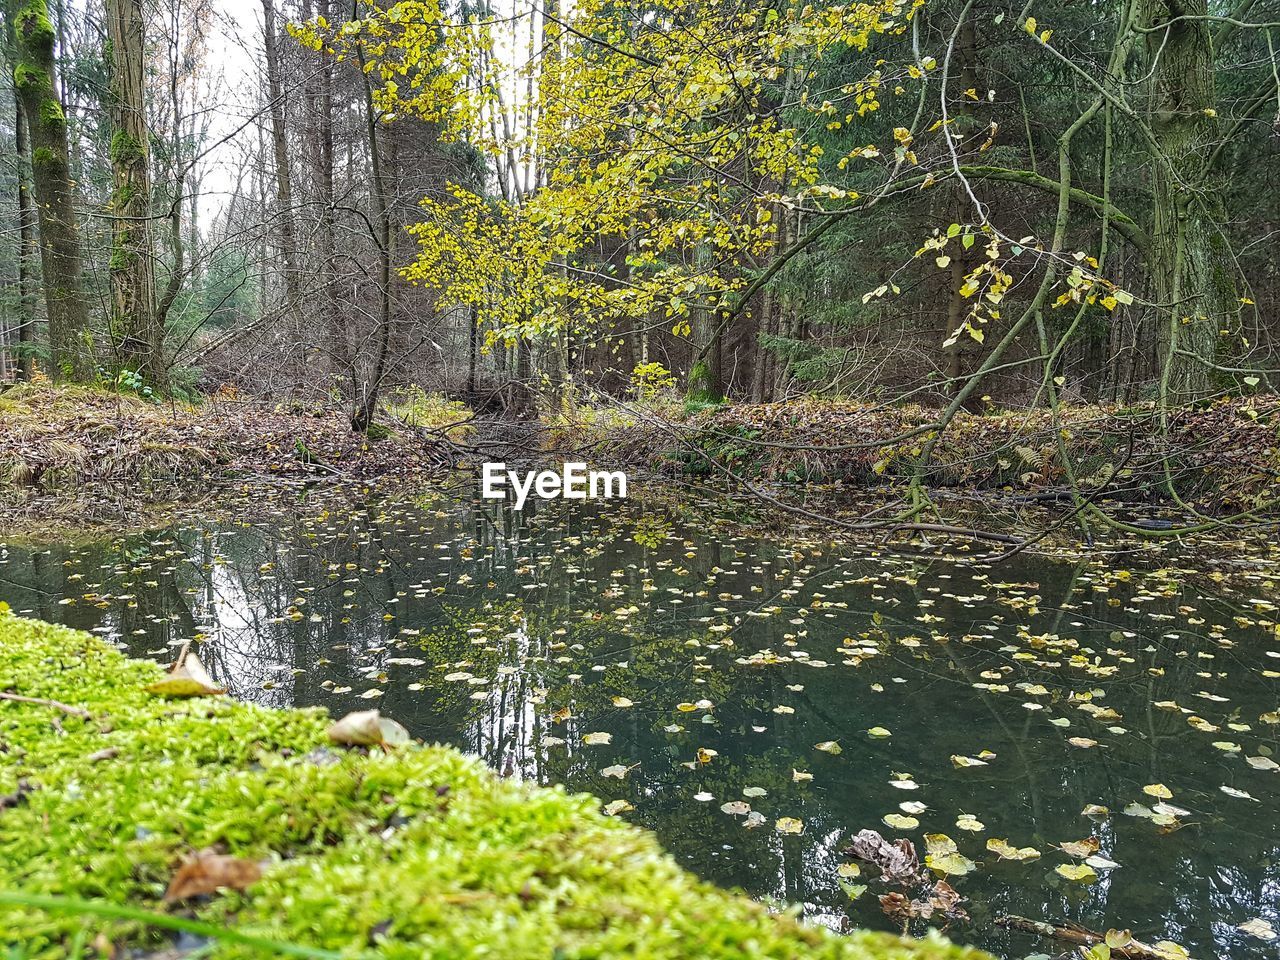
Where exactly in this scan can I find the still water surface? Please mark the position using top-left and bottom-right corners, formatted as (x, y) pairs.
(2, 488), (1278, 958)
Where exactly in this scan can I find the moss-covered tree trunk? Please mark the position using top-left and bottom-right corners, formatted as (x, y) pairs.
(7, 0), (90, 380)
(106, 0), (161, 386)
(13, 96), (36, 381)
(1140, 0), (1238, 403)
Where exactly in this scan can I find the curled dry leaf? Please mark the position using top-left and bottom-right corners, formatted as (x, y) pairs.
(163, 850), (263, 901)
(1058, 836), (1101, 858)
(327, 709), (410, 748)
(845, 828), (924, 885)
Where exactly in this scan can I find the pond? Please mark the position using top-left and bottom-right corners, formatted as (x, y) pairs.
(2, 486), (1278, 959)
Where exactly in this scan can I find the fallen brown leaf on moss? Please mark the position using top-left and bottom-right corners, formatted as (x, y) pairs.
(163, 850), (263, 901)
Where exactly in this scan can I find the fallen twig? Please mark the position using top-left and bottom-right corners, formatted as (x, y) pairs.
(0, 692), (92, 720)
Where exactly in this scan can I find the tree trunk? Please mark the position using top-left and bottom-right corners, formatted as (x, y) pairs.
(751, 291), (770, 403)
(350, 25), (393, 435)
(8, 0), (90, 380)
(943, 7), (978, 401)
(107, 0), (161, 386)
(13, 96), (35, 380)
(467, 304), (478, 396)
(261, 0), (300, 306)
(314, 0), (342, 378)
(687, 236), (723, 401)
(1140, 0), (1237, 402)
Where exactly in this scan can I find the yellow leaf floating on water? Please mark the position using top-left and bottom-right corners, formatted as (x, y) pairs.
(1056, 863), (1098, 882)
(951, 754), (988, 768)
(145, 650), (226, 698)
(867, 726), (892, 739)
(923, 833), (976, 876)
(883, 813), (919, 830)
(987, 838), (1040, 860)
(814, 740), (842, 754)
(327, 709), (409, 748)
(583, 732), (613, 745)
(603, 799), (633, 816)
(956, 814), (985, 832)
(1143, 783), (1173, 799)
(775, 817), (804, 835)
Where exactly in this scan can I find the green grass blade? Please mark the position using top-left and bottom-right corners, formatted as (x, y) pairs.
(0, 891), (365, 960)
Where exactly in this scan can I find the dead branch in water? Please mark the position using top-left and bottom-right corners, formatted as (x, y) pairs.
(996, 915), (1175, 960)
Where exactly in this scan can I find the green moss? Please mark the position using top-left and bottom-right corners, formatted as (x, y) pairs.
(0, 610), (985, 960)
(109, 244), (136, 271)
(12, 63), (42, 92)
(109, 129), (143, 165)
(14, 1), (56, 48)
(30, 146), (63, 175)
(37, 97), (63, 128)
(686, 360), (723, 403)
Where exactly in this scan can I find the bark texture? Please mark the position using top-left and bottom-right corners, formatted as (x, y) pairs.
(107, 0), (162, 385)
(9, 0), (89, 380)
(1140, 0), (1238, 402)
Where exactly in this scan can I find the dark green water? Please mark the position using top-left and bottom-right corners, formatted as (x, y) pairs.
(2, 488), (1278, 958)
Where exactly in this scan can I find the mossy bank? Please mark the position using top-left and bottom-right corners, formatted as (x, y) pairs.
(0, 610), (986, 960)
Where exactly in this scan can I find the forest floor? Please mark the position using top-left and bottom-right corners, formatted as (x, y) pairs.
(564, 395), (1280, 518)
(0, 383), (441, 531)
(0, 609), (987, 960)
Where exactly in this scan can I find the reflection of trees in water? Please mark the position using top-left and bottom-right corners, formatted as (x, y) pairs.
(1, 498), (1277, 958)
